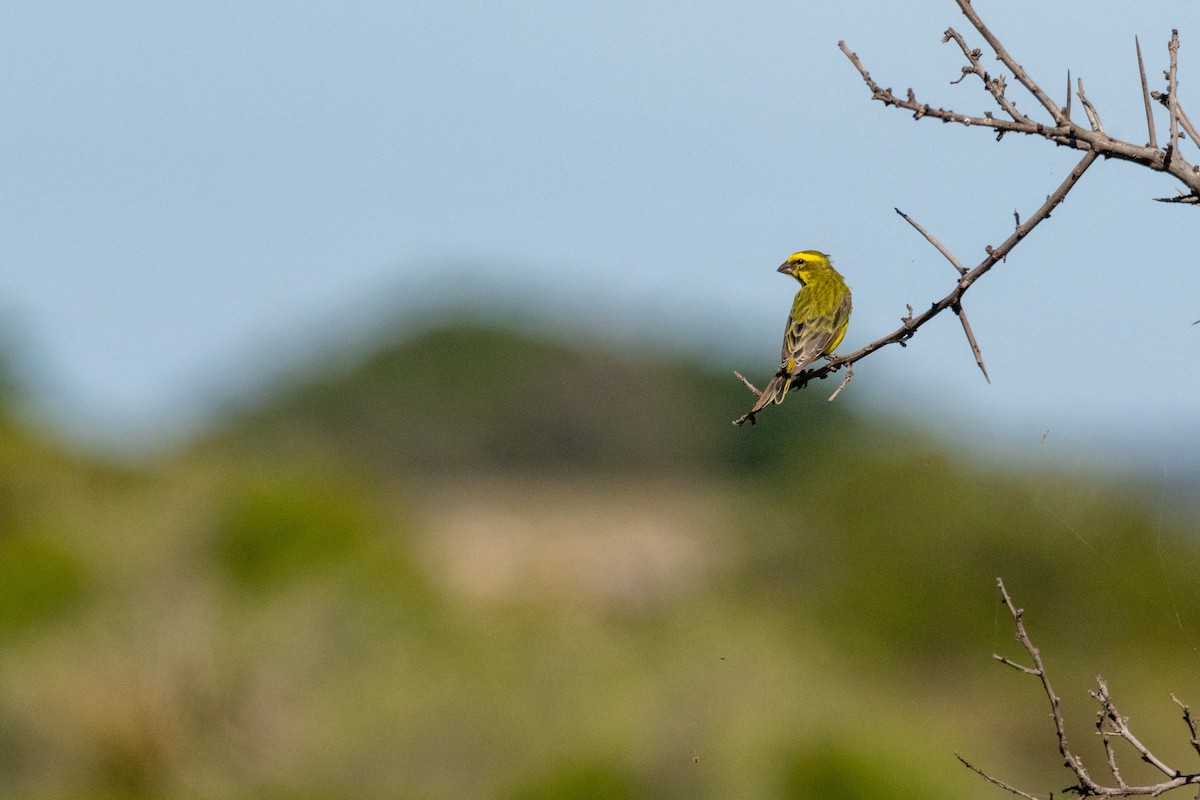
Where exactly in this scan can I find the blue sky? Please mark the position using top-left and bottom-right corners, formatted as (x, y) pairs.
(2, 1), (1197, 472)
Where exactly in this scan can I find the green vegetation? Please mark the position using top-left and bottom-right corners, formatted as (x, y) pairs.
(205, 322), (866, 478)
(0, 320), (1197, 799)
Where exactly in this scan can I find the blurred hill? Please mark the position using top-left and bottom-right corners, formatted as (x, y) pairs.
(199, 321), (873, 479)
(2, 319), (1199, 800)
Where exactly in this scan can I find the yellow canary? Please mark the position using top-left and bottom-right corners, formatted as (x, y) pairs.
(750, 250), (852, 413)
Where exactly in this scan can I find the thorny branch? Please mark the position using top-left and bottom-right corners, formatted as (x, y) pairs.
(732, 1), (1197, 426)
(734, 151), (1096, 425)
(963, 578), (1200, 799)
(839, 6), (1198, 198)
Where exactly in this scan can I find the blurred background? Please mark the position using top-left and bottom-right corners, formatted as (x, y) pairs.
(2, 1), (1199, 798)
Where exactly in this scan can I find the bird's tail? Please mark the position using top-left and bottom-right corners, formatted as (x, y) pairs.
(750, 371), (790, 414)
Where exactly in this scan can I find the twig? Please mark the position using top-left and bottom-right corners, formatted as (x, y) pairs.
(838, 42), (1064, 139)
(952, 0), (1066, 124)
(733, 371), (761, 397)
(827, 362), (853, 402)
(957, 754), (1042, 800)
(943, 26), (1031, 123)
(838, 19), (1200, 199)
(1098, 713), (1128, 790)
(1137, 36), (1159, 148)
(1171, 695), (1200, 761)
(1093, 678), (1179, 780)
(895, 207), (967, 275)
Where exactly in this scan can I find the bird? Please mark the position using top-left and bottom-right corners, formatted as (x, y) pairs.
(749, 250), (852, 414)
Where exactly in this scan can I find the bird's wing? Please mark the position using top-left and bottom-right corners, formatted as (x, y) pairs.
(780, 287), (850, 374)
(823, 290), (853, 354)
(782, 324), (838, 376)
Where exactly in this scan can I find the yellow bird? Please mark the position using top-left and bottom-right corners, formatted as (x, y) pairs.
(750, 250), (852, 413)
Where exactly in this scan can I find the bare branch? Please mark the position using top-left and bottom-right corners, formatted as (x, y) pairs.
(827, 362), (853, 402)
(1137, 36), (1159, 148)
(1098, 712), (1128, 789)
(957, 754), (1043, 800)
(967, 579), (1200, 798)
(1093, 677), (1180, 780)
(839, 42), (1039, 134)
(895, 207), (967, 275)
(993, 653), (1039, 675)
(993, 578), (1100, 793)
(732, 371), (761, 397)
(952, 0), (1067, 124)
(1171, 695), (1200, 762)
(942, 26), (1032, 123)
(840, 20), (1200, 201)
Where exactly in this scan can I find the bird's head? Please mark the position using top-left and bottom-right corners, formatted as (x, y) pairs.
(777, 250), (834, 286)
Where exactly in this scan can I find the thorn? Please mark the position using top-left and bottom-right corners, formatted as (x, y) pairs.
(1064, 69), (1072, 119)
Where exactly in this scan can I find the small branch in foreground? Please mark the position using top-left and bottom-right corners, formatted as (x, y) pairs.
(964, 578), (1200, 799)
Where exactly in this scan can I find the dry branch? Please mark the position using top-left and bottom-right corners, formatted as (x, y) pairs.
(839, 3), (1199, 198)
(964, 578), (1200, 799)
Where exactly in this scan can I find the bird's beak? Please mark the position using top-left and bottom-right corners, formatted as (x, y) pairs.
(777, 263), (793, 275)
